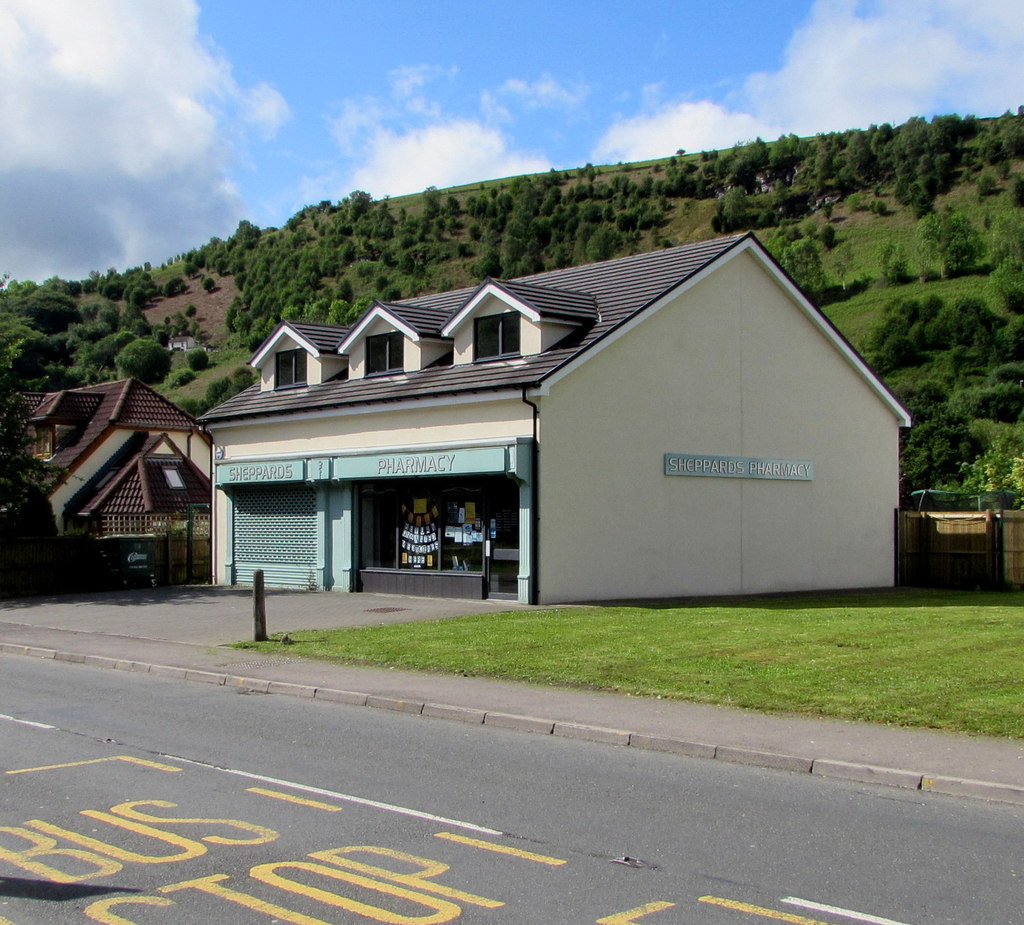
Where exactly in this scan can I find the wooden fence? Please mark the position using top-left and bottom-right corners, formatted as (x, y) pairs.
(898, 510), (1024, 589)
(0, 532), (211, 599)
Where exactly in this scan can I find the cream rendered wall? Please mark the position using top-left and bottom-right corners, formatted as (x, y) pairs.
(536, 249), (902, 602)
(522, 318), (578, 353)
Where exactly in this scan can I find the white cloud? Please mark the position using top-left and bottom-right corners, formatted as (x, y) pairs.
(242, 82), (292, 140)
(0, 0), (284, 281)
(592, 0), (1024, 166)
(745, 0), (1024, 133)
(347, 121), (551, 198)
(592, 101), (783, 163)
(497, 74), (589, 110)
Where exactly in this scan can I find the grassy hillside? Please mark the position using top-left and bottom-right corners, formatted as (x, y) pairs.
(5, 110), (1024, 502)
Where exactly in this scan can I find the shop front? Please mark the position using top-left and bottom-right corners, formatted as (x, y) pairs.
(214, 438), (534, 602)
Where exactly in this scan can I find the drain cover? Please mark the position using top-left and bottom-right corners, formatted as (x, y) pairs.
(364, 607), (411, 613)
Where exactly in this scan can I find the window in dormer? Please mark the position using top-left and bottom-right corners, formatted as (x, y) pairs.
(31, 425), (54, 458)
(474, 313), (520, 360)
(275, 349), (307, 388)
(367, 332), (404, 374)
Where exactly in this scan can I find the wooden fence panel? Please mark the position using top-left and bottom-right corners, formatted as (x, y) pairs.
(0, 537), (104, 597)
(0, 533), (211, 598)
(899, 510), (1014, 589)
(1002, 511), (1024, 588)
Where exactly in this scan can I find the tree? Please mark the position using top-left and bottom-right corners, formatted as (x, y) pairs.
(777, 237), (828, 300)
(916, 207), (985, 278)
(989, 259), (1024, 313)
(186, 347), (209, 372)
(115, 338), (171, 383)
(0, 322), (56, 535)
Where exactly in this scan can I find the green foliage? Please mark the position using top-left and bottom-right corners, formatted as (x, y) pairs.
(115, 338), (171, 383)
(773, 236), (828, 300)
(957, 427), (1024, 501)
(185, 347), (209, 371)
(989, 259), (1024, 313)
(916, 207), (985, 278)
(0, 322), (56, 534)
(166, 368), (196, 388)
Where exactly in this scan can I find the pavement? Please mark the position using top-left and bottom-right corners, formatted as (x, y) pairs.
(1, 586), (1023, 806)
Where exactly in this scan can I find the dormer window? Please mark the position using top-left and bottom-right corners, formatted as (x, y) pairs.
(367, 332), (404, 374)
(31, 426), (54, 458)
(275, 349), (307, 388)
(475, 313), (520, 360)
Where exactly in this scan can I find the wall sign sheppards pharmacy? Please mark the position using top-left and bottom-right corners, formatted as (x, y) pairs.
(665, 453), (814, 481)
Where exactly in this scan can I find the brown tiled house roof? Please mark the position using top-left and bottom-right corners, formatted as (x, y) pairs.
(74, 434), (210, 518)
(30, 378), (200, 471)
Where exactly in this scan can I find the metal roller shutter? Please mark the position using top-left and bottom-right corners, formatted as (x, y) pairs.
(233, 484), (319, 589)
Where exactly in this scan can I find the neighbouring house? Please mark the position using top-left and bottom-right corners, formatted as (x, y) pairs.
(200, 233), (911, 603)
(25, 378), (211, 535)
(168, 335), (198, 352)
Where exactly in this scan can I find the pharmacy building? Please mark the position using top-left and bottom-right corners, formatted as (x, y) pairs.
(201, 233), (910, 604)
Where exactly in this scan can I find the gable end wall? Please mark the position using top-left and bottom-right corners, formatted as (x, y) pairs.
(536, 249), (901, 601)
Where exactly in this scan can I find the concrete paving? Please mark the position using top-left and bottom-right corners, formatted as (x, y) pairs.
(1, 586), (1023, 806)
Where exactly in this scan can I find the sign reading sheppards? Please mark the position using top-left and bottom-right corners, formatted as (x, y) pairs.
(665, 453), (813, 481)
(217, 460), (304, 485)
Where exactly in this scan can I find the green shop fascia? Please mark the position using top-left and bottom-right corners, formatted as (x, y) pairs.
(215, 438), (534, 602)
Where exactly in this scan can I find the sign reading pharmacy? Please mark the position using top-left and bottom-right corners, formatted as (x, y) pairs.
(665, 453), (814, 481)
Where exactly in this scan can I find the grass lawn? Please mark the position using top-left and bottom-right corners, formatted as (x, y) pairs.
(235, 589), (1024, 739)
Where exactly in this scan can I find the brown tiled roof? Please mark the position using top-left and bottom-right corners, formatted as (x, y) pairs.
(202, 234), (749, 424)
(75, 434), (210, 517)
(30, 379), (201, 472)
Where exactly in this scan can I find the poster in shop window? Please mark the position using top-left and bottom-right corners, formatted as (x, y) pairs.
(400, 498), (439, 568)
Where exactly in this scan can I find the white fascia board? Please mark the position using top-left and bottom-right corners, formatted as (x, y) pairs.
(338, 304), (420, 353)
(441, 282), (541, 338)
(204, 387), (527, 433)
(531, 237), (911, 427)
(250, 324), (323, 368)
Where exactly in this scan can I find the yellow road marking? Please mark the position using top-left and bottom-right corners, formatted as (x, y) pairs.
(5, 756), (181, 775)
(84, 895), (175, 923)
(0, 915), (21, 925)
(433, 832), (566, 865)
(246, 787), (343, 811)
(700, 895), (831, 923)
(597, 901), (676, 923)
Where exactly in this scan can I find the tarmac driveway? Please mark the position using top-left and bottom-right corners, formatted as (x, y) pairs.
(0, 586), (533, 646)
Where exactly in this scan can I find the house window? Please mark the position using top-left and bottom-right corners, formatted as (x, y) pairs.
(162, 468), (186, 490)
(275, 349), (307, 388)
(474, 313), (520, 360)
(366, 332), (404, 374)
(31, 426), (54, 458)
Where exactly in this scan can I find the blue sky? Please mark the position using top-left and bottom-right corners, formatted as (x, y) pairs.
(2, 0), (1022, 282)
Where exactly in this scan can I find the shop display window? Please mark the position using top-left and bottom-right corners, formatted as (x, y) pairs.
(358, 477), (518, 591)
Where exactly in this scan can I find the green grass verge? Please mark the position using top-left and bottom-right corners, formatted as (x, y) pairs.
(234, 589), (1024, 739)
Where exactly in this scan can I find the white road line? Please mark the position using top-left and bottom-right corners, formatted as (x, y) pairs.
(782, 896), (914, 925)
(163, 753), (504, 836)
(0, 712), (56, 730)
